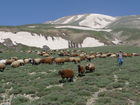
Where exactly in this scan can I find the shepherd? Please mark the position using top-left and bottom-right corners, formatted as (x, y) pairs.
(117, 51), (124, 66)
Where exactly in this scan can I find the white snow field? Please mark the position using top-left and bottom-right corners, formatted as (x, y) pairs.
(55, 25), (112, 32)
(79, 14), (116, 28)
(0, 31), (105, 49)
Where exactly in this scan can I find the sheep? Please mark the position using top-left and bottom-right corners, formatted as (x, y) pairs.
(69, 57), (81, 63)
(73, 57), (81, 63)
(24, 58), (32, 64)
(86, 55), (95, 61)
(132, 53), (140, 56)
(11, 57), (18, 60)
(100, 54), (107, 58)
(85, 63), (95, 73)
(110, 53), (117, 57)
(79, 54), (86, 60)
(40, 57), (54, 64)
(31, 58), (41, 65)
(5, 59), (16, 65)
(77, 65), (85, 76)
(58, 52), (65, 56)
(70, 53), (79, 57)
(58, 69), (74, 83)
(42, 53), (49, 57)
(17, 59), (25, 66)
(64, 57), (70, 62)
(11, 61), (21, 68)
(26, 50), (32, 53)
(0, 59), (7, 64)
(0, 63), (6, 72)
(126, 53), (133, 57)
(95, 53), (102, 58)
(54, 58), (65, 64)
(37, 51), (45, 56)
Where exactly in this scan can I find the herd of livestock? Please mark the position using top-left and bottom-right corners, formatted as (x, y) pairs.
(0, 49), (139, 82)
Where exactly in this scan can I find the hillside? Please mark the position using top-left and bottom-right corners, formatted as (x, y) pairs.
(0, 13), (140, 49)
(107, 15), (140, 29)
(0, 46), (140, 105)
(0, 24), (114, 49)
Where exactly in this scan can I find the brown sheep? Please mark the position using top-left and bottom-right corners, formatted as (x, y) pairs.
(0, 63), (6, 72)
(40, 57), (54, 64)
(69, 57), (81, 63)
(58, 69), (74, 83)
(85, 63), (95, 72)
(73, 57), (81, 63)
(64, 57), (70, 62)
(5, 59), (16, 65)
(54, 58), (65, 64)
(77, 65), (85, 76)
(126, 53), (133, 57)
(71, 53), (79, 57)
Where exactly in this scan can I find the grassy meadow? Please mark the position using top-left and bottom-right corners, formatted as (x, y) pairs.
(0, 46), (140, 105)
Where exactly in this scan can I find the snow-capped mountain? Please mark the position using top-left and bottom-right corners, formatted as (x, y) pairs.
(1, 13), (140, 50)
(46, 13), (116, 28)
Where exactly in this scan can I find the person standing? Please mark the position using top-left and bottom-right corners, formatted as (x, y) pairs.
(117, 51), (124, 66)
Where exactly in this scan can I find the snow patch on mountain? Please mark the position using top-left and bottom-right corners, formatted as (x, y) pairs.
(0, 31), (68, 49)
(112, 38), (121, 44)
(0, 31), (105, 49)
(79, 14), (116, 28)
(62, 16), (74, 24)
(75, 15), (84, 21)
(55, 26), (112, 32)
(82, 37), (104, 47)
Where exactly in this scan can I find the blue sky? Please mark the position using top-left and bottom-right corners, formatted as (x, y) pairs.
(0, 0), (140, 26)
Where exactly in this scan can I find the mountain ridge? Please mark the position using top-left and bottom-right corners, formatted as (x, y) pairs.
(0, 13), (140, 49)
(45, 13), (117, 29)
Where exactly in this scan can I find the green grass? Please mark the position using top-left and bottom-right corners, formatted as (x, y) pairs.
(0, 46), (140, 105)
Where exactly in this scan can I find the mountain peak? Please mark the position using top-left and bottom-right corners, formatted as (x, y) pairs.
(45, 13), (116, 28)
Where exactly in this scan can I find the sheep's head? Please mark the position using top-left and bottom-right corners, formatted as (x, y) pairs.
(58, 70), (62, 75)
(77, 65), (81, 67)
(85, 64), (90, 70)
